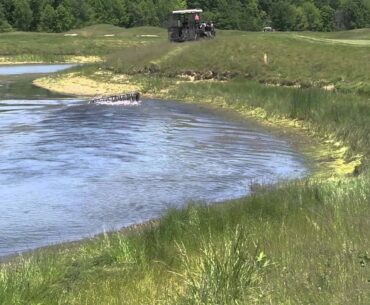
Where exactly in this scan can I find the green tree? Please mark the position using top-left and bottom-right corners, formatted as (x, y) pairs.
(39, 4), (56, 32)
(295, 6), (308, 30)
(0, 3), (12, 32)
(29, 0), (50, 31)
(301, 1), (323, 31)
(137, 0), (159, 26)
(12, 0), (33, 31)
(214, 0), (243, 30)
(0, 0), (15, 23)
(271, 1), (297, 31)
(341, 0), (370, 29)
(320, 4), (335, 31)
(240, 0), (264, 31)
(88, 0), (128, 27)
(258, 0), (274, 14)
(155, 0), (186, 27)
(0, 0), (368, 33)
(62, 0), (93, 26)
(54, 4), (74, 32)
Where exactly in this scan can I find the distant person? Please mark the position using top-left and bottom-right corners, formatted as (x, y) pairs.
(205, 22), (212, 37)
(210, 22), (216, 37)
(177, 19), (183, 38)
(194, 14), (200, 22)
(200, 22), (207, 36)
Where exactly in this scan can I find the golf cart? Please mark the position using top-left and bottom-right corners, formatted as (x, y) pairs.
(168, 9), (215, 42)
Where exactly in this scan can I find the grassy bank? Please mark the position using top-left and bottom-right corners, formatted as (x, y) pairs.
(0, 25), (166, 63)
(2, 26), (370, 304)
(1, 177), (370, 304)
(103, 29), (370, 95)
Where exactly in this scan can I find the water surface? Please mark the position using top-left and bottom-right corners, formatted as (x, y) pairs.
(0, 65), (307, 257)
(0, 64), (75, 75)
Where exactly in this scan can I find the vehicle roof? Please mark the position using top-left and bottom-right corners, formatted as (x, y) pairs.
(172, 9), (203, 14)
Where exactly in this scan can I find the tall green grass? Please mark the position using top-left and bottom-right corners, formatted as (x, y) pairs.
(174, 227), (271, 305)
(1, 176), (370, 304)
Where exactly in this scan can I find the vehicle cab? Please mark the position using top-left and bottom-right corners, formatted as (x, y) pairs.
(168, 9), (203, 42)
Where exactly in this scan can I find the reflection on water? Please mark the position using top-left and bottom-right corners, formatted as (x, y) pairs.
(0, 64), (75, 75)
(0, 99), (307, 256)
(0, 64), (75, 100)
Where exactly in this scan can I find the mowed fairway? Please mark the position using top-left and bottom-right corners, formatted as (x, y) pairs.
(0, 25), (167, 62)
(1, 26), (370, 305)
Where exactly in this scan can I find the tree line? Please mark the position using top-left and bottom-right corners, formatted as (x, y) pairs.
(0, 0), (369, 33)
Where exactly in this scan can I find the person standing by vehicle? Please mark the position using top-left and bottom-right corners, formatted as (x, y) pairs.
(200, 22), (207, 37)
(205, 22), (212, 37)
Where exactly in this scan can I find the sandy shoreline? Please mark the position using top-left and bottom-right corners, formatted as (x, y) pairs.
(33, 72), (141, 97)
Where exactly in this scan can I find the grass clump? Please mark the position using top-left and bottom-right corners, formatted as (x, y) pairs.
(174, 227), (270, 305)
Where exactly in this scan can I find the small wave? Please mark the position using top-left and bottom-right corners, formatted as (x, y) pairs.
(93, 100), (142, 107)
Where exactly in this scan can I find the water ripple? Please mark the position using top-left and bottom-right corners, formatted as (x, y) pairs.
(0, 99), (307, 256)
